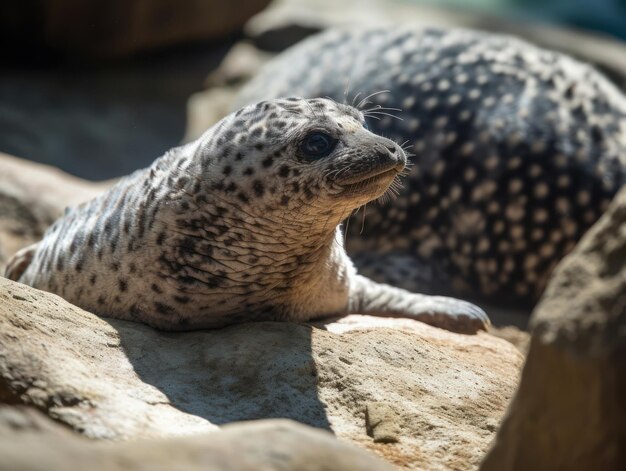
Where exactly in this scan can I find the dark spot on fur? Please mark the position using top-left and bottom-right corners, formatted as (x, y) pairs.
(87, 233), (97, 247)
(279, 165), (290, 178)
(156, 231), (166, 245)
(176, 177), (189, 189)
(262, 156), (274, 167)
(151, 283), (162, 293)
(118, 278), (128, 292)
(253, 180), (264, 197)
(154, 302), (174, 315)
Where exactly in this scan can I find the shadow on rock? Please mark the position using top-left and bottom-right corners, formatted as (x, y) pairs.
(109, 319), (332, 429)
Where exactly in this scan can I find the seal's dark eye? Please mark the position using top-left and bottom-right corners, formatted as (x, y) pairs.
(300, 132), (337, 158)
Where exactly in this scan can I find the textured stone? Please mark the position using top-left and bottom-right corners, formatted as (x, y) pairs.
(481, 186), (626, 471)
(184, 42), (274, 142)
(0, 406), (392, 471)
(365, 402), (401, 443)
(0, 277), (523, 469)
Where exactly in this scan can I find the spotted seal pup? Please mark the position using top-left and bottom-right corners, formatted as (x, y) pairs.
(5, 98), (488, 334)
(235, 26), (626, 306)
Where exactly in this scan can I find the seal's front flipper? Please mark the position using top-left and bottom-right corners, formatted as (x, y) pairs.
(4, 243), (39, 282)
(348, 274), (490, 334)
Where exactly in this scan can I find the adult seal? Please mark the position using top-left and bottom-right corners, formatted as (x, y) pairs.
(5, 98), (488, 334)
(235, 26), (626, 306)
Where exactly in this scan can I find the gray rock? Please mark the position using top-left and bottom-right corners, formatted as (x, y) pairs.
(0, 276), (523, 469)
(0, 406), (393, 471)
(481, 186), (626, 471)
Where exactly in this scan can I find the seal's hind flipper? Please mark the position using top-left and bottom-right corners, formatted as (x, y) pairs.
(4, 243), (38, 281)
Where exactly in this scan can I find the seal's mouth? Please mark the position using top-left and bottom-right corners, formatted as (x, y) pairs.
(338, 162), (405, 187)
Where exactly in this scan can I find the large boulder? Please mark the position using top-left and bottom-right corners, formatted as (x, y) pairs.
(481, 187), (626, 470)
(0, 276), (523, 470)
(0, 406), (393, 471)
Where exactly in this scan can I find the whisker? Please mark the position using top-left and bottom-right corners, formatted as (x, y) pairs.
(360, 203), (368, 235)
(364, 111), (404, 121)
(363, 105), (403, 113)
(356, 90), (390, 110)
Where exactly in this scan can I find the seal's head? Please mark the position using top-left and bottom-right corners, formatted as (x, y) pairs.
(190, 97), (407, 223)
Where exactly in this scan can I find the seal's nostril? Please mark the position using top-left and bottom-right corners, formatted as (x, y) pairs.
(386, 145), (397, 154)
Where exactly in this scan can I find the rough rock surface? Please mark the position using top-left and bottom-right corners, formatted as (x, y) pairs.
(0, 406), (392, 471)
(481, 187), (626, 471)
(0, 276), (523, 470)
(0, 153), (109, 272)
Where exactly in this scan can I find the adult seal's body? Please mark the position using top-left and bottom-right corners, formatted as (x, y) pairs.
(235, 27), (626, 305)
(6, 98), (488, 334)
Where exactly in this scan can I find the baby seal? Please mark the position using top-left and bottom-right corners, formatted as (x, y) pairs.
(6, 98), (488, 334)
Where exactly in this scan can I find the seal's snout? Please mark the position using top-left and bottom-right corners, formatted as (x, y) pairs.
(376, 141), (406, 179)
(376, 142), (406, 173)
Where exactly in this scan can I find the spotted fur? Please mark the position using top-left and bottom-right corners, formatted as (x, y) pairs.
(6, 98), (488, 334)
(236, 27), (626, 305)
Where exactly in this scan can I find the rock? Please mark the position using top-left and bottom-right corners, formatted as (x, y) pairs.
(0, 277), (523, 469)
(365, 402), (401, 444)
(0, 153), (109, 273)
(184, 42), (275, 142)
(480, 187), (626, 471)
(0, 406), (392, 471)
(487, 326), (530, 355)
(1, 0), (270, 60)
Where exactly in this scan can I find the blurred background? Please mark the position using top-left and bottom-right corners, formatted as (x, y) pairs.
(1, 0), (625, 180)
